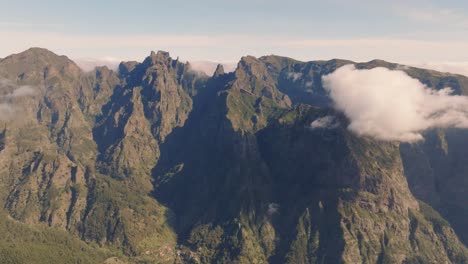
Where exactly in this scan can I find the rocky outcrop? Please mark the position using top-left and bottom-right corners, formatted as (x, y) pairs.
(0, 48), (467, 263)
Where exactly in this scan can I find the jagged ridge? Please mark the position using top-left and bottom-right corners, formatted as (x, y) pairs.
(0, 48), (467, 263)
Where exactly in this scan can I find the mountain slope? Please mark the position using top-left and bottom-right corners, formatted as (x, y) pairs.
(0, 48), (467, 263)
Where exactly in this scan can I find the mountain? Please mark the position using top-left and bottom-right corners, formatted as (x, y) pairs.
(0, 47), (467, 263)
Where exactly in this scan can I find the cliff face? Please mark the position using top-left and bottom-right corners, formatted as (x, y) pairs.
(400, 129), (468, 246)
(0, 48), (467, 263)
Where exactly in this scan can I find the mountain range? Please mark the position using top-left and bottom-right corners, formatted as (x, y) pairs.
(0, 47), (467, 264)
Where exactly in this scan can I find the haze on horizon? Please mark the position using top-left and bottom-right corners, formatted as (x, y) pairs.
(1, 0), (468, 75)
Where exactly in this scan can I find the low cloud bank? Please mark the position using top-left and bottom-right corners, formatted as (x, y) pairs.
(74, 57), (121, 72)
(286, 72), (303, 82)
(410, 62), (468, 77)
(2, 85), (35, 98)
(322, 65), (468, 142)
(310, 116), (339, 129)
(0, 79), (36, 120)
(190, 61), (236, 75)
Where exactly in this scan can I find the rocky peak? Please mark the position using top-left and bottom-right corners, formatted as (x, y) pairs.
(0, 47), (81, 81)
(14, 47), (64, 59)
(93, 66), (116, 82)
(234, 55), (278, 90)
(213, 64), (225, 77)
(145, 50), (172, 66)
(150, 50), (170, 58)
(259, 55), (301, 71)
(357, 59), (398, 70)
(235, 56), (261, 78)
(238, 55), (258, 68)
(118, 61), (139, 76)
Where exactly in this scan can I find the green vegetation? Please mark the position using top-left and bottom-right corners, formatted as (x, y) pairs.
(0, 211), (117, 264)
(0, 48), (467, 263)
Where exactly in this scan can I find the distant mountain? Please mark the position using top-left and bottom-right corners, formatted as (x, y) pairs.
(0, 47), (467, 263)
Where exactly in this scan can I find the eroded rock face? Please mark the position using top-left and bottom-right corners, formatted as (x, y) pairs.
(401, 129), (468, 246)
(0, 48), (467, 263)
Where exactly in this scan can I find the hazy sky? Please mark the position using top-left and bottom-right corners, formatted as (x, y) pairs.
(1, 0), (468, 70)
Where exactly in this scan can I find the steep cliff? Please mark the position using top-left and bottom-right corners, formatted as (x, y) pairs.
(0, 48), (467, 263)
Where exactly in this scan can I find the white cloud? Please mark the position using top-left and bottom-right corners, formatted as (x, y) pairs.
(4, 86), (35, 98)
(286, 72), (302, 82)
(189, 61), (236, 75)
(305, 81), (314, 88)
(409, 62), (468, 77)
(267, 203), (279, 215)
(397, 6), (468, 28)
(402, 8), (457, 23)
(73, 57), (240, 75)
(0, 79), (36, 98)
(73, 57), (122, 72)
(0, 79), (36, 120)
(394, 64), (410, 71)
(322, 65), (468, 142)
(310, 116), (339, 129)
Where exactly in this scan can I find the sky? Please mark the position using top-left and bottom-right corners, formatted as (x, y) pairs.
(1, 0), (468, 75)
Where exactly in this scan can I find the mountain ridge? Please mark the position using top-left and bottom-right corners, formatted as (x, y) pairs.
(0, 47), (467, 263)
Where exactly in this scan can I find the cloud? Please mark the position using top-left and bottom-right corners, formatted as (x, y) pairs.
(189, 61), (236, 75)
(0, 80), (36, 98)
(397, 5), (468, 28)
(409, 62), (468, 77)
(267, 203), (279, 215)
(73, 57), (121, 72)
(73, 57), (238, 75)
(401, 8), (457, 23)
(394, 64), (410, 71)
(0, 79), (36, 120)
(322, 65), (468, 142)
(286, 72), (302, 82)
(310, 115), (339, 129)
(3, 86), (35, 98)
(305, 81), (314, 88)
